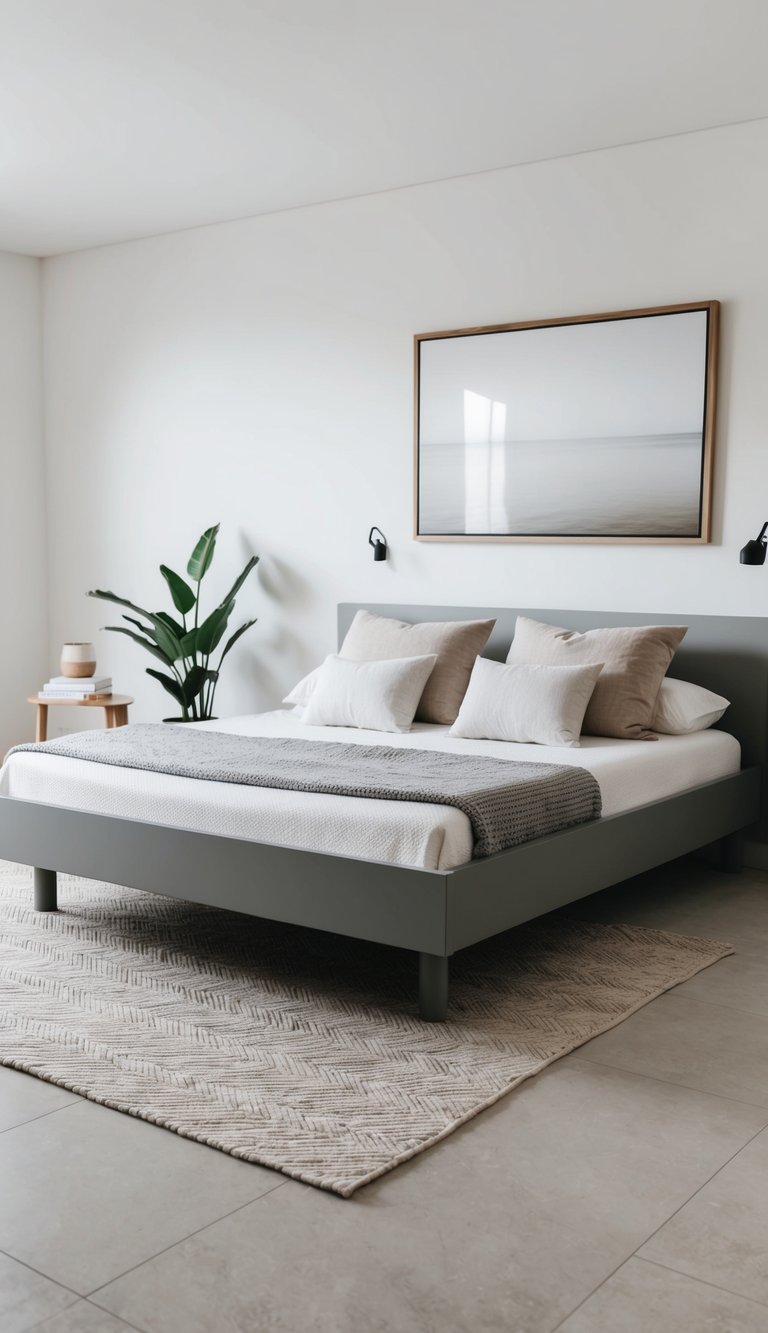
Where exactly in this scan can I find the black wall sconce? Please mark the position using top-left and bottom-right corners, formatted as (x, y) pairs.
(368, 526), (388, 562)
(739, 522), (768, 565)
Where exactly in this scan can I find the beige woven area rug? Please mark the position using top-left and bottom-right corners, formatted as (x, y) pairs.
(0, 859), (731, 1196)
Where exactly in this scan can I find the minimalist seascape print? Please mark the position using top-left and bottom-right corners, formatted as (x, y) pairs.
(417, 309), (712, 539)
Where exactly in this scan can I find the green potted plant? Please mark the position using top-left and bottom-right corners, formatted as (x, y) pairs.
(88, 525), (258, 721)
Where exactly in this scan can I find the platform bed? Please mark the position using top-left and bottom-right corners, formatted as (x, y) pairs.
(1, 604), (765, 1021)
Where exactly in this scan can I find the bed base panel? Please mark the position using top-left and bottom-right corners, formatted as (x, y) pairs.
(1, 764), (760, 1021)
(444, 766), (761, 953)
(0, 795), (448, 955)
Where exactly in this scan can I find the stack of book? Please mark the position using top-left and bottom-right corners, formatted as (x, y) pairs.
(39, 675), (113, 700)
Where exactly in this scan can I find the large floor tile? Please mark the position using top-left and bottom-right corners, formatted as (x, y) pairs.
(0, 1067), (81, 1134)
(674, 948), (768, 1017)
(640, 1125), (768, 1306)
(92, 1060), (767, 1333)
(0, 1099), (282, 1295)
(30, 1300), (139, 1331)
(557, 1256), (768, 1332)
(578, 991), (768, 1107)
(570, 860), (768, 951)
(0, 1251), (76, 1333)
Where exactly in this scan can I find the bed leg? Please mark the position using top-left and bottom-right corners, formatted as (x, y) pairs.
(718, 832), (744, 874)
(419, 952), (449, 1022)
(33, 868), (58, 912)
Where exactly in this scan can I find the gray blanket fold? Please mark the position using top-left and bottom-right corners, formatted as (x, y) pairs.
(9, 725), (602, 859)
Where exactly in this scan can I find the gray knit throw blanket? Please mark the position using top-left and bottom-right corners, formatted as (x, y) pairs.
(10, 725), (602, 859)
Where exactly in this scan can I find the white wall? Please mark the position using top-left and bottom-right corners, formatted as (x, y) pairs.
(0, 252), (47, 751)
(41, 118), (768, 725)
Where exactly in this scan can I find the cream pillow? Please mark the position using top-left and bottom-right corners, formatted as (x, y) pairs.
(449, 658), (604, 747)
(651, 678), (729, 734)
(339, 610), (495, 724)
(300, 654), (437, 733)
(506, 616), (687, 740)
(283, 664), (323, 710)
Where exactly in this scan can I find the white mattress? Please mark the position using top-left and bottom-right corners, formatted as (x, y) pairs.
(0, 711), (741, 871)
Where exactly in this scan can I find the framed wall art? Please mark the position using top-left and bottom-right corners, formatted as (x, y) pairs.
(414, 301), (719, 544)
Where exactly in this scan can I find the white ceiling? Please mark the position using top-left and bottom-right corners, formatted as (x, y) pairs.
(2, 0), (768, 257)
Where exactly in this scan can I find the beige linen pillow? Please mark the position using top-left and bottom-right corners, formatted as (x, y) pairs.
(449, 658), (604, 747)
(506, 616), (687, 740)
(339, 610), (496, 724)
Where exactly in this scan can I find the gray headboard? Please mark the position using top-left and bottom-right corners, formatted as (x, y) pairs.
(338, 604), (768, 769)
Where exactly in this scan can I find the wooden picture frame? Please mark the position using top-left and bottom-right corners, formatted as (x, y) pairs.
(414, 301), (719, 544)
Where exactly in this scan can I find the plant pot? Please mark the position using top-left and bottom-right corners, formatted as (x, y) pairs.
(60, 642), (96, 678)
(163, 717), (218, 724)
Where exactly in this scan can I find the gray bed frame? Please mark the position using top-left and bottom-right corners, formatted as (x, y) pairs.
(0, 605), (764, 1021)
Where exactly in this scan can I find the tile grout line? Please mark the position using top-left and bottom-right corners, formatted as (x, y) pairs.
(81, 1294), (149, 1333)
(548, 1118), (768, 1332)
(636, 1254), (768, 1312)
(569, 1053), (768, 1115)
(86, 1178), (290, 1304)
(665, 987), (768, 1021)
(0, 1245), (81, 1298)
(28, 1297), (148, 1333)
(0, 1176), (287, 1313)
(0, 1094), (84, 1137)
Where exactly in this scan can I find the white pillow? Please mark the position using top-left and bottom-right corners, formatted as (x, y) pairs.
(651, 678), (729, 734)
(300, 654), (438, 733)
(283, 664), (323, 710)
(449, 658), (604, 747)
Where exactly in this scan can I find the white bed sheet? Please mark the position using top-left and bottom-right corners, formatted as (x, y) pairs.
(0, 711), (741, 871)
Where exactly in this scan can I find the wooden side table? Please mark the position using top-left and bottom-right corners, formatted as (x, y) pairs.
(28, 694), (134, 743)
